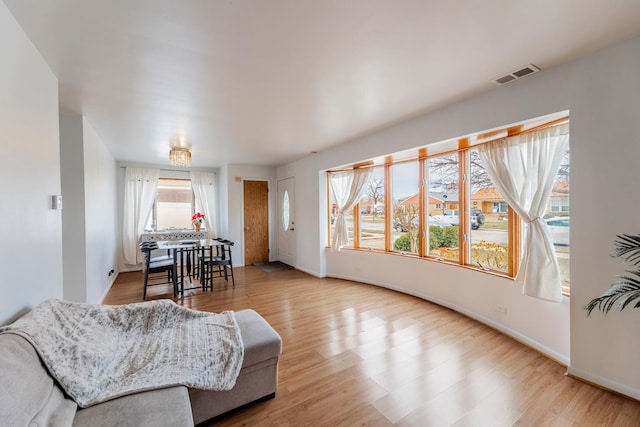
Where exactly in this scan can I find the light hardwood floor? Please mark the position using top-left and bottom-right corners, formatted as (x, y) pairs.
(104, 267), (640, 426)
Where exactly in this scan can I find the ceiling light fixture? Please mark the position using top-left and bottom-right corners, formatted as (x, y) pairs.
(169, 138), (192, 167)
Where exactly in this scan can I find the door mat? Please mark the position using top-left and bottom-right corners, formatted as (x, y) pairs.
(254, 261), (294, 273)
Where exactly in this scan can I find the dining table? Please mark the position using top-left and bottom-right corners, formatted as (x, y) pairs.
(156, 239), (224, 295)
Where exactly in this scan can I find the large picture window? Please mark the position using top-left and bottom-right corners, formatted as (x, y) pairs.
(326, 113), (570, 293)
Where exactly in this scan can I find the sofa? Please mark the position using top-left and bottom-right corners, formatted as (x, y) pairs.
(0, 308), (282, 426)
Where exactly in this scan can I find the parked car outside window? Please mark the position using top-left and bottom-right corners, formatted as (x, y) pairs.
(471, 208), (485, 230)
(430, 208), (485, 229)
(545, 216), (569, 246)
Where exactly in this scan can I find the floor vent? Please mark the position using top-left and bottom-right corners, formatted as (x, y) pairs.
(493, 64), (540, 85)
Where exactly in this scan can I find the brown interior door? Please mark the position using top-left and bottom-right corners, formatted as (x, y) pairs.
(243, 180), (269, 265)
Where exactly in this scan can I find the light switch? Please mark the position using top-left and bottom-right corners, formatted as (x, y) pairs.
(51, 195), (63, 210)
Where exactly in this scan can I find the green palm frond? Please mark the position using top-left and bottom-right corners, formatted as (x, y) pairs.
(585, 270), (640, 316)
(611, 234), (640, 266)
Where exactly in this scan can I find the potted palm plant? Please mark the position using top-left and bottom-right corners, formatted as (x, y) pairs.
(586, 234), (640, 315)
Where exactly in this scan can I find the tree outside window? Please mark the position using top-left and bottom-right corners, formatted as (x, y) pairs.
(426, 153), (459, 261)
(391, 162), (419, 254)
(360, 168), (385, 250)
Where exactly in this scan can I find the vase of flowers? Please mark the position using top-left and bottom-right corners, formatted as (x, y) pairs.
(192, 212), (205, 232)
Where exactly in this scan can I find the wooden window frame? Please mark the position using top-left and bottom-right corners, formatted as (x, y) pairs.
(326, 115), (569, 283)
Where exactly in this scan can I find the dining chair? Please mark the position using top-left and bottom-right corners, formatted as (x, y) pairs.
(200, 240), (235, 290)
(139, 242), (177, 299)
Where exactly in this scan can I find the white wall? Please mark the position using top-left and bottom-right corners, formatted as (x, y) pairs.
(60, 112), (87, 301)
(82, 117), (118, 303)
(218, 164), (229, 237)
(0, 3), (63, 324)
(567, 38), (640, 399)
(60, 112), (118, 304)
(278, 35), (640, 399)
(224, 164), (277, 266)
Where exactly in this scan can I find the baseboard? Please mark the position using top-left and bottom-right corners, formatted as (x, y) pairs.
(100, 271), (120, 304)
(567, 366), (640, 402)
(293, 265), (323, 278)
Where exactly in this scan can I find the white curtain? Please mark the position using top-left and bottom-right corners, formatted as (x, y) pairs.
(122, 167), (159, 265)
(190, 171), (218, 238)
(330, 168), (373, 249)
(478, 123), (569, 302)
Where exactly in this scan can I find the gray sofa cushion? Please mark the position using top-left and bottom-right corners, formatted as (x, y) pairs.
(189, 309), (282, 424)
(0, 333), (77, 426)
(234, 309), (282, 367)
(73, 386), (193, 427)
(0, 333), (193, 427)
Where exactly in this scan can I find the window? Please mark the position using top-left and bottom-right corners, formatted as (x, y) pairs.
(550, 199), (569, 213)
(391, 162), (419, 255)
(493, 202), (508, 213)
(328, 178), (354, 249)
(326, 114), (569, 290)
(149, 178), (194, 230)
(282, 190), (290, 231)
(469, 149), (509, 273)
(329, 186), (337, 238)
(359, 167), (385, 250)
(426, 153), (459, 262)
(550, 148), (570, 289)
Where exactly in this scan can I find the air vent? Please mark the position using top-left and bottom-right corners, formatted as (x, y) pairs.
(493, 64), (540, 85)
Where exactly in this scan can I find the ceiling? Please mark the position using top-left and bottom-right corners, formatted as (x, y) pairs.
(5, 1), (640, 168)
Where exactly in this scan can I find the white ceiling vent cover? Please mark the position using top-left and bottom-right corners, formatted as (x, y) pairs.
(493, 64), (541, 85)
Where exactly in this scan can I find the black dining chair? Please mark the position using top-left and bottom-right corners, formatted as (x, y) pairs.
(200, 240), (235, 290)
(139, 242), (177, 299)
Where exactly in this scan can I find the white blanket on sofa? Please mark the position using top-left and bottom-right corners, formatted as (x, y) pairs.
(0, 299), (244, 407)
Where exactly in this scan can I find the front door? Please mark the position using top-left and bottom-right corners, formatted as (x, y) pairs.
(243, 180), (269, 265)
(277, 177), (296, 267)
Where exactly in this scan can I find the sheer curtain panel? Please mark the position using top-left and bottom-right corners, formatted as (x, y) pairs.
(190, 171), (218, 237)
(329, 168), (373, 249)
(122, 168), (159, 265)
(478, 123), (569, 302)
